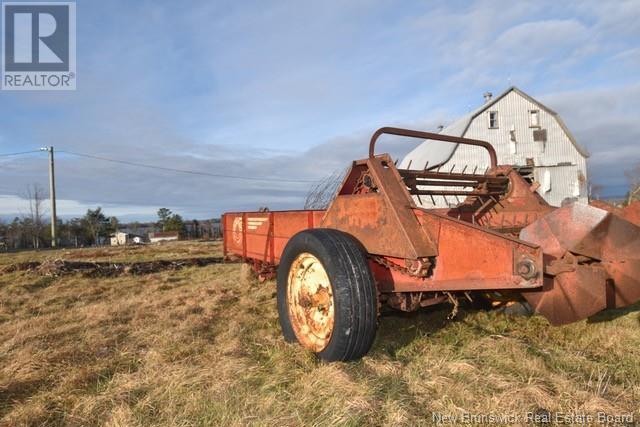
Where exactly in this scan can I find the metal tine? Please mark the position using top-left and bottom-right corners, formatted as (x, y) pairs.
(407, 159), (412, 169)
(429, 194), (436, 205)
(394, 158), (399, 166)
(472, 165), (478, 175)
(423, 161), (429, 170)
(484, 167), (490, 175)
(416, 194), (424, 205)
(449, 163), (456, 173)
(436, 163), (443, 172)
(461, 165), (468, 174)
(455, 195), (461, 204)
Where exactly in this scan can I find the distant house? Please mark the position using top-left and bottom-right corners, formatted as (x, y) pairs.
(148, 231), (179, 243)
(110, 232), (144, 246)
(400, 86), (590, 207)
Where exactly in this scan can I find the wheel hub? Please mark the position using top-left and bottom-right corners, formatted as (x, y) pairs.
(287, 253), (334, 352)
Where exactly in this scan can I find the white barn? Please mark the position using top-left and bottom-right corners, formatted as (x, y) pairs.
(400, 87), (589, 207)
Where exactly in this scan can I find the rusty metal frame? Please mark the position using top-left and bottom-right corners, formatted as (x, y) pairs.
(222, 126), (640, 326)
(321, 155), (436, 259)
(368, 126), (498, 168)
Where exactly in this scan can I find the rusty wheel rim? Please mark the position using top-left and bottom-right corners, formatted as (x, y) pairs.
(287, 253), (334, 352)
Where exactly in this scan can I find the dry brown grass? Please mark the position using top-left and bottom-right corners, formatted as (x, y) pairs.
(1, 241), (639, 426)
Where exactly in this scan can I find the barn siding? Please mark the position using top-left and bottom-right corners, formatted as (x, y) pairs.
(415, 90), (588, 208)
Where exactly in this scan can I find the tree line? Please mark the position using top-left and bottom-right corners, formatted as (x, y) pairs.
(0, 206), (117, 250)
(0, 184), (217, 251)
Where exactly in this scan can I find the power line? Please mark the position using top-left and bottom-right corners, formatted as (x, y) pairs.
(58, 150), (318, 184)
(0, 150), (43, 157)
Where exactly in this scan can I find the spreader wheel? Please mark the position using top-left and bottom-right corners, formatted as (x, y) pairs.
(277, 229), (378, 361)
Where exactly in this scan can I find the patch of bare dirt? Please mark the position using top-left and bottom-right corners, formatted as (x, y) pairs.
(1, 257), (227, 277)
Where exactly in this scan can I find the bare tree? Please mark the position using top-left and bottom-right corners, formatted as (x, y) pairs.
(0, 219), (7, 252)
(624, 162), (640, 206)
(24, 184), (47, 249)
(588, 181), (604, 201)
(304, 169), (346, 210)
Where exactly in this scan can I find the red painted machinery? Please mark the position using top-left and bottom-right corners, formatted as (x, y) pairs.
(223, 127), (640, 361)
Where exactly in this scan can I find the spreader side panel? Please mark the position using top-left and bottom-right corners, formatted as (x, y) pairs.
(223, 210), (324, 263)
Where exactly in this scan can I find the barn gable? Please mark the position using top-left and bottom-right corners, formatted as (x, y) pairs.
(400, 87), (589, 207)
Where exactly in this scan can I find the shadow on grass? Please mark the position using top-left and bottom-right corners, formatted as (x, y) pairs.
(586, 301), (640, 324)
(371, 297), (554, 360)
(0, 378), (48, 418)
(374, 299), (640, 361)
(372, 302), (488, 359)
(22, 276), (56, 292)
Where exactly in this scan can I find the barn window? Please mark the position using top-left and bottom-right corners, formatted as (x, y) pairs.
(533, 128), (547, 153)
(488, 111), (498, 129)
(530, 110), (540, 127)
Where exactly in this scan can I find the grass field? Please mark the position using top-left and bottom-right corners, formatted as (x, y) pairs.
(1, 241), (639, 426)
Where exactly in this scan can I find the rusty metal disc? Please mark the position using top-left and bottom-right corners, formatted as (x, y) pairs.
(520, 203), (609, 259)
(622, 201), (640, 226)
(605, 260), (640, 308)
(520, 203), (640, 324)
(522, 266), (609, 325)
(287, 253), (335, 352)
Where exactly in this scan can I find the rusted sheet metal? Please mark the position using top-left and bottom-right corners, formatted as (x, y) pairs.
(590, 199), (640, 226)
(321, 155), (437, 259)
(430, 167), (553, 235)
(606, 260), (640, 307)
(623, 201), (640, 225)
(521, 203), (640, 261)
(589, 199), (624, 216)
(371, 209), (543, 292)
(475, 168), (553, 231)
(522, 266), (610, 325)
(222, 210), (324, 264)
(222, 126), (640, 326)
(373, 263), (543, 292)
(399, 164), (553, 236)
(424, 211), (542, 283)
(520, 203), (640, 324)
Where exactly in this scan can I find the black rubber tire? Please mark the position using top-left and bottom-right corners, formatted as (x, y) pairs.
(277, 228), (378, 362)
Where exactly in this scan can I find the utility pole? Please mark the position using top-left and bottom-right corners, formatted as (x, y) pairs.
(41, 146), (57, 247)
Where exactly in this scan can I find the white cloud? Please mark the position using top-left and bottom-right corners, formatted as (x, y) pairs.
(1, 0), (639, 219)
(0, 195), (159, 220)
(541, 83), (640, 192)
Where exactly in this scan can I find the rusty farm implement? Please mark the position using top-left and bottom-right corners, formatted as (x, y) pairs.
(223, 127), (640, 361)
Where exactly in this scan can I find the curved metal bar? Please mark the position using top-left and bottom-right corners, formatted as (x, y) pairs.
(368, 126), (498, 168)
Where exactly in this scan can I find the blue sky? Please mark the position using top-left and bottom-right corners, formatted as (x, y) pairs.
(1, 0), (639, 220)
